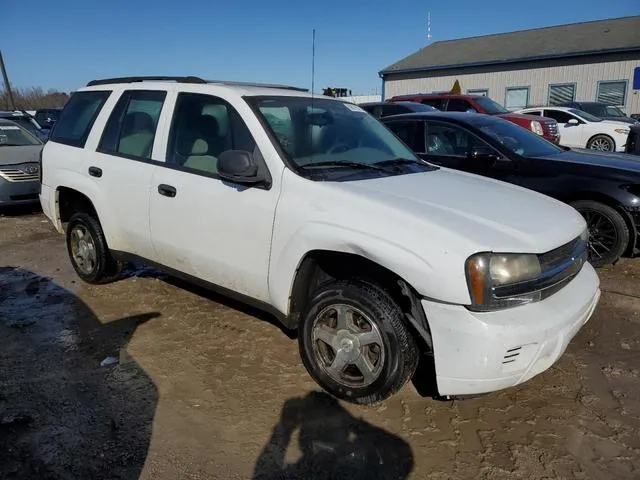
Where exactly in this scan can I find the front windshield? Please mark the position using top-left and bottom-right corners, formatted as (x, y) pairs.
(475, 118), (563, 157)
(569, 108), (602, 122)
(474, 96), (509, 114)
(247, 96), (430, 179)
(0, 123), (42, 146)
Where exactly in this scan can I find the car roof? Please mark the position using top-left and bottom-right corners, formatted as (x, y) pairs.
(392, 93), (480, 100)
(380, 111), (503, 124)
(360, 101), (427, 107)
(0, 118), (21, 126)
(79, 76), (322, 99)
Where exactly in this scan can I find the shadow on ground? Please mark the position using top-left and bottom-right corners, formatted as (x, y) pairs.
(253, 391), (414, 480)
(0, 266), (159, 479)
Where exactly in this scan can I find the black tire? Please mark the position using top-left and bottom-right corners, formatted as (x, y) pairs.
(66, 212), (121, 284)
(298, 279), (419, 405)
(587, 134), (615, 151)
(571, 200), (629, 267)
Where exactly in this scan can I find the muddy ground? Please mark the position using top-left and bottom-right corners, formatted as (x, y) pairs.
(1, 207), (639, 480)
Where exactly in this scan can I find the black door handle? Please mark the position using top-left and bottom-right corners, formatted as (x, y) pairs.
(157, 184), (177, 198)
(88, 166), (102, 178)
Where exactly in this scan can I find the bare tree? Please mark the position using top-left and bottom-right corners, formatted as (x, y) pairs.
(0, 86), (69, 110)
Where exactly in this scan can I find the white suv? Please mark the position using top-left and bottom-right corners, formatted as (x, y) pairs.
(39, 76), (601, 404)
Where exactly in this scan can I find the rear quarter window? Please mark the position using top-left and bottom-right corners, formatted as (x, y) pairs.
(49, 90), (111, 148)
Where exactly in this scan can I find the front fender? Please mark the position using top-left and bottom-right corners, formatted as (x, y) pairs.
(268, 222), (470, 316)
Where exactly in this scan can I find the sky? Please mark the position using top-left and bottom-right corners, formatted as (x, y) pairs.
(2, 0), (639, 95)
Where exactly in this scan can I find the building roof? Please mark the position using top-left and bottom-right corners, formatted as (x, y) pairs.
(381, 16), (640, 76)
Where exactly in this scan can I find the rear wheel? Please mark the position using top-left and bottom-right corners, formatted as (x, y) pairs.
(571, 200), (629, 267)
(66, 212), (122, 284)
(298, 279), (419, 405)
(587, 134), (615, 151)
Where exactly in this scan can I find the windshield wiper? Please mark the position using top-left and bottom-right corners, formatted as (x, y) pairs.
(374, 157), (437, 170)
(0, 143), (25, 147)
(299, 160), (390, 172)
(374, 158), (424, 166)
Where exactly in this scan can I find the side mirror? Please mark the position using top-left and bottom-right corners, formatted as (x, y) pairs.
(217, 150), (262, 185)
(567, 118), (579, 125)
(469, 145), (500, 167)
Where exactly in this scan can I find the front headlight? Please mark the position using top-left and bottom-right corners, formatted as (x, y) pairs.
(466, 230), (589, 311)
(614, 128), (630, 135)
(530, 121), (544, 136)
(466, 252), (542, 311)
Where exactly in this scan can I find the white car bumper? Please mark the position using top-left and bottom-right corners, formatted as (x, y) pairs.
(422, 262), (600, 396)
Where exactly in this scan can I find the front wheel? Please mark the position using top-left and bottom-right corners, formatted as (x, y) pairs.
(298, 279), (419, 405)
(587, 134), (615, 151)
(571, 200), (629, 267)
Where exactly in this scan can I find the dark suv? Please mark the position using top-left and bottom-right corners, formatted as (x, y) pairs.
(359, 101), (437, 119)
(389, 93), (560, 144)
(557, 101), (638, 125)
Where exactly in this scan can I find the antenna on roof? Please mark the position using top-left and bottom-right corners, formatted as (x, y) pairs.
(427, 11), (432, 41)
(311, 28), (316, 96)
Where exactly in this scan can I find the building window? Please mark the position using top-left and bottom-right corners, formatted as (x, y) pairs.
(548, 83), (576, 105)
(505, 87), (529, 111)
(596, 80), (627, 106)
(467, 89), (488, 96)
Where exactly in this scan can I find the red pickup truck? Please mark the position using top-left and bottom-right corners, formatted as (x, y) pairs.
(389, 93), (560, 144)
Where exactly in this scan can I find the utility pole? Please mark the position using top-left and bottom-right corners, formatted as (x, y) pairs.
(0, 50), (16, 110)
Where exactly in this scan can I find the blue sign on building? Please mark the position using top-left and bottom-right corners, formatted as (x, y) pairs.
(634, 67), (640, 90)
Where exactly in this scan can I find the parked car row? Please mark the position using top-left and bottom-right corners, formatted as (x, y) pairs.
(35, 76), (603, 405)
(388, 93), (562, 144)
(373, 93), (636, 153)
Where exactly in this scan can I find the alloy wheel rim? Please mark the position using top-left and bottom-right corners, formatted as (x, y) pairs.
(590, 138), (612, 151)
(311, 304), (385, 388)
(582, 209), (618, 261)
(70, 226), (97, 275)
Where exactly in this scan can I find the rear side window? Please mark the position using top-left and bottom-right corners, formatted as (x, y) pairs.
(380, 104), (409, 117)
(446, 99), (474, 112)
(422, 98), (445, 110)
(98, 90), (166, 159)
(387, 120), (425, 153)
(49, 91), (111, 147)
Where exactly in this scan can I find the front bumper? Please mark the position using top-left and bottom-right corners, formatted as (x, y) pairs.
(422, 262), (600, 396)
(0, 177), (41, 205)
(543, 133), (560, 144)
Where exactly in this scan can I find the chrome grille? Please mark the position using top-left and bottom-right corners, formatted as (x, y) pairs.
(493, 234), (587, 300)
(0, 163), (40, 182)
(544, 121), (559, 135)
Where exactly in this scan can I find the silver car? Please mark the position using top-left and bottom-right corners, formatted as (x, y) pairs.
(0, 118), (44, 206)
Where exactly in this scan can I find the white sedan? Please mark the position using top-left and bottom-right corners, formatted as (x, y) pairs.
(516, 106), (630, 152)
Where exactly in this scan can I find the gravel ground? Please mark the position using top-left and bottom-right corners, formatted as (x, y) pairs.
(1, 207), (639, 480)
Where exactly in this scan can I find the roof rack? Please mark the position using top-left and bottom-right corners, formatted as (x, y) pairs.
(86, 76), (308, 92)
(86, 76), (206, 86)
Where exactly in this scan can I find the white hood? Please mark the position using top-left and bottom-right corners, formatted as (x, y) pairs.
(327, 168), (586, 255)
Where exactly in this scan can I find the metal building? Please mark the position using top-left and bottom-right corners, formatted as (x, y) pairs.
(379, 16), (640, 115)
